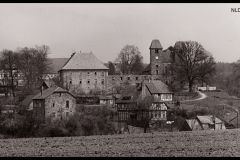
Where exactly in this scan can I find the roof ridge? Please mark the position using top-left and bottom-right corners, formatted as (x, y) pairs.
(60, 52), (76, 71)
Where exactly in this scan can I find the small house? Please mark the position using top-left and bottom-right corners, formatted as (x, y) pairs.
(32, 86), (76, 122)
(99, 95), (115, 105)
(141, 80), (173, 102)
(185, 115), (226, 131)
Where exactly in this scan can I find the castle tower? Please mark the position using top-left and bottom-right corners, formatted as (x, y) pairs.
(149, 39), (163, 75)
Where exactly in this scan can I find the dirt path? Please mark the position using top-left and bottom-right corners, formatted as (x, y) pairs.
(181, 91), (207, 102)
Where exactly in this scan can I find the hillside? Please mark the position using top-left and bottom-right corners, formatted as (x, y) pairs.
(1, 129), (240, 157)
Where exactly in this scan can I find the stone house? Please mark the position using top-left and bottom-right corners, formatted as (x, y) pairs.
(59, 52), (109, 94)
(32, 86), (76, 122)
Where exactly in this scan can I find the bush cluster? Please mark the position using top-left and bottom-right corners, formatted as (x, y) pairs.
(0, 105), (117, 138)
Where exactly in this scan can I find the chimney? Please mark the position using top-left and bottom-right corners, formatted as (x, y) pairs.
(40, 85), (43, 96)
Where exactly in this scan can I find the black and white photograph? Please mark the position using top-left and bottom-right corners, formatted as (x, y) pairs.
(0, 3), (239, 157)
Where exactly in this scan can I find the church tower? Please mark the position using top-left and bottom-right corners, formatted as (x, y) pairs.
(149, 39), (164, 76)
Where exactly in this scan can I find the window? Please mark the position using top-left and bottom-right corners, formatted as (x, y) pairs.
(69, 81), (72, 84)
(101, 79), (104, 85)
(51, 112), (56, 118)
(79, 80), (82, 84)
(155, 49), (159, 53)
(156, 65), (159, 68)
(66, 112), (69, 117)
(66, 100), (69, 109)
(156, 70), (159, 75)
(120, 77), (123, 81)
(52, 102), (55, 108)
(127, 77), (130, 80)
(87, 80), (90, 84)
(59, 93), (61, 97)
(136, 77), (138, 80)
(165, 81), (168, 85)
(101, 72), (104, 76)
(88, 72), (90, 76)
(95, 72), (97, 76)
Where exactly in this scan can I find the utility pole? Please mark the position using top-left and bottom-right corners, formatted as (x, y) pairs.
(213, 115), (215, 130)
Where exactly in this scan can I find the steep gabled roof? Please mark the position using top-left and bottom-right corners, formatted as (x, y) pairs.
(60, 52), (108, 71)
(144, 80), (172, 94)
(149, 39), (163, 49)
(32, 86), (73, 100)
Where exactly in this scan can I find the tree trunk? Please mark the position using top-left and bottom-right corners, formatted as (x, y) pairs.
(189, 81), (193, 92)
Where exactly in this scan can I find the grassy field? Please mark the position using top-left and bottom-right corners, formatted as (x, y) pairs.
(180, 91), (240, 127)
(1, 129), (240, 157)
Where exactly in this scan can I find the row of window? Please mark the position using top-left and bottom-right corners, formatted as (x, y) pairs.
(112, 76), (139, 81)
(69, 79), (105, 85)
(87, 72), (105, 76)
(52, 100), (69, 108)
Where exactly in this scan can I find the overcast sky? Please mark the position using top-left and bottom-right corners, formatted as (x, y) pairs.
(0, 3), (239, 63)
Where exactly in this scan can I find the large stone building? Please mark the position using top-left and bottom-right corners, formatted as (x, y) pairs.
(59, 52), (109, 94)
(49, 39), (174, 95)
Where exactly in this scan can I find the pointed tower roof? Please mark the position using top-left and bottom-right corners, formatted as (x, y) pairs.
(60, 52), (108, 71)
(149, 39), (163, 49)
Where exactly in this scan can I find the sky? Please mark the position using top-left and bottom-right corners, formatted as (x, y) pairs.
(0, 3), (240, 63)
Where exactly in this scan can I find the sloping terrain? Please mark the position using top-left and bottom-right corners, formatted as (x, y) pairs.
(0, 129), (240, 157)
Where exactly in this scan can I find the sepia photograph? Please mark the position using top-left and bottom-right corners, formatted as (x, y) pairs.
(0, 3), (240, 157)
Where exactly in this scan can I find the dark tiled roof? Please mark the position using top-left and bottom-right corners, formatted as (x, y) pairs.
(21, 94), (35, 107)
(32, 86), (71, 100)
(144, 80), (172, 94)
(162, 50), (172, 63)
(99, 95), (114, 100)
(45, 58), (68, 74)
(42, 80), (56, 88)
(150, 39), (163, 49)
(60, 52), (109, 70)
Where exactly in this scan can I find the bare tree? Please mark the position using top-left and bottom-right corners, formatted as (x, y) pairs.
(16, 45), (50, 92)
(0, 50), (19, 97)
(115, 45), (144, 74)
(171, 41), (216, 92)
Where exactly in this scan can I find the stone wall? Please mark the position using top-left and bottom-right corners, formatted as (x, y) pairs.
(60, 70), (108, 94)
(106, 74), (162, 93)
(45, 92), (76, 121)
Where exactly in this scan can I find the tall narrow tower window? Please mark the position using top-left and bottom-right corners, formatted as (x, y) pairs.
(156, 70), (159, 75)
(155, 49), (159, 53)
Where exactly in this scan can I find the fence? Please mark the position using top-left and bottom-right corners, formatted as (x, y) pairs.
(197, 86), (217, 91)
